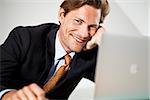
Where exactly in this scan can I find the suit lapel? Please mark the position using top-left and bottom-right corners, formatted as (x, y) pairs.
(40, 24), (59, 85)
(47, 25), (58, 67)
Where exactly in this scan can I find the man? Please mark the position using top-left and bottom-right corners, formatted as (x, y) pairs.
(0, 0), (109, 99)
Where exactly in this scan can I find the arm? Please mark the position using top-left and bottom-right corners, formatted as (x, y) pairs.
(0, 27), (23, 91)
(0, 27), (47, 100)
(2, 84), (46, 100)
(82, 26), (105, 81)
(0, 89), (15, 99)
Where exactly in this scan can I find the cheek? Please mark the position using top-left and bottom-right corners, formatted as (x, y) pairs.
(66, 21), (76, 30)
(63, 19), (79, 31)
(62, 20), (71, 32)
(63, 23), (75, 37)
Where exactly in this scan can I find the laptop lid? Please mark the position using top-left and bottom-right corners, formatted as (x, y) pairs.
(94, 33), (149, 100)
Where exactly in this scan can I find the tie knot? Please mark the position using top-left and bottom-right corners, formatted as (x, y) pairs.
(64, 54), (71, 65)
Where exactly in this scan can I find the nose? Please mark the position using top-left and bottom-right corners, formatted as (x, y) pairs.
(78, 25), (90, 39)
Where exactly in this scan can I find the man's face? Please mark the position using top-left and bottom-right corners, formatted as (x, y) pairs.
(58, 5), (101, 53)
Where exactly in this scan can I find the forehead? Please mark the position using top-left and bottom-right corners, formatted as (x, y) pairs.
(67, 5), (101, 24)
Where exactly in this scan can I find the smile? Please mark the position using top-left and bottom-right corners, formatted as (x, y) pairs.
(72, 35), (86, 43)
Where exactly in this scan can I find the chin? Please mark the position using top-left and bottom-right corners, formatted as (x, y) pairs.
(72, 47), (84, 53)
(69, 42), (86, 52)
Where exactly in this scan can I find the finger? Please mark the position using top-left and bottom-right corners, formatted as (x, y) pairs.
(22, 86), (37, 100)
(37, 95), (48, 100)
(96, 29), (105, 41)
(28, 83), (45, 98)
(93, 27), (105, 46)
(2, 90), (17, 100)
(86, 38), (96, 49)
(96, 26), (105, 35)
(11, 93), (20, 100)
(6, 96), (13, 100)
(16, 89), (28, 100)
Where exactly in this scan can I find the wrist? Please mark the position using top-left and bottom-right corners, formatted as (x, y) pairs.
(2, 90), (17, 100)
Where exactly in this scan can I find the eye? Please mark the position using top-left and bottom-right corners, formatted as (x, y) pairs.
(88, 25), (100, 36)
(89, 25), (99, 31)
(74, 19), (82, 25)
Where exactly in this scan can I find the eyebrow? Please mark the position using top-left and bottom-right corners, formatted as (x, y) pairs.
(75, 17), (85, 23)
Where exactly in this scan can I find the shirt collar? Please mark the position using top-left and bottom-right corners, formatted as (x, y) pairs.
(55, 33), (75, 61)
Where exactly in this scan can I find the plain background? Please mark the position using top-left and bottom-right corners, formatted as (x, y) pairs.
(0, 0), (149, 99)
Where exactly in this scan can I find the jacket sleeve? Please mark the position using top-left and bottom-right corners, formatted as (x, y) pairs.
(0, 26), (30, 91)
(82, 46), (98, 82)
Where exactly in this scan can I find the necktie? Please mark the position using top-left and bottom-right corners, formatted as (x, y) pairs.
(43, 54), (71, 93)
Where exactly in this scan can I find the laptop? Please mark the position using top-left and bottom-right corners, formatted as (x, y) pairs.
(94, 33), (149, 100)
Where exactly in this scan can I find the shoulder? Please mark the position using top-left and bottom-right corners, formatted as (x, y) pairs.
(1, 23), (59, 60)
(8, 23), (59, 46)
(12, 23), (58, 36)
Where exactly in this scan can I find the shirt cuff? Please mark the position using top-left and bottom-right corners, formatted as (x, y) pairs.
(0, 89), (16, 99)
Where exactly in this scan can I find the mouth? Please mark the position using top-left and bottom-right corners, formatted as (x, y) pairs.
(71, 34), (87, 44)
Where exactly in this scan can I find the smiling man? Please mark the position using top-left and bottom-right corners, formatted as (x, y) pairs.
(58, 4), (101, 53)
(0, 0), (109, 99)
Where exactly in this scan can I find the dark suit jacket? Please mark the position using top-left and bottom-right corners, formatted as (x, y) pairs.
(0, 23), (98, 99)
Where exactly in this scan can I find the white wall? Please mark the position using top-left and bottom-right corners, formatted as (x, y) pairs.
(0, 0), (62, 44)
(105, 0), (148, 36)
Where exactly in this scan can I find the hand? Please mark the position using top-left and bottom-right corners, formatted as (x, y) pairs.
(2, 83), (47, 100)
(85, 26), (105, 50)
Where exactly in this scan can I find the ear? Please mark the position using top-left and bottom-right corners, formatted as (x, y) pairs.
(58, 8), (65, 24)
